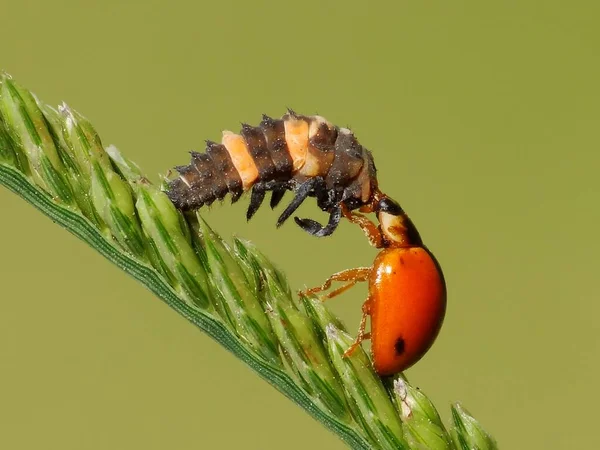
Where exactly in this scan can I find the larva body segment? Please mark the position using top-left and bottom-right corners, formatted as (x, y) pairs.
(166, 110), (378, 237)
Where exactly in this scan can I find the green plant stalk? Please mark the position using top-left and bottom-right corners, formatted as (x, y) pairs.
(0, 161), (372, 449)
(0, 73), (497, 449)
(386, 375), (454, 450)
(302, 294), (408, 449)
(233, 238), (352, 422)
(0, 75), (75, 205)
(0, 115), (18, 166)
(450, 403), (498, 450)
(198, 216), (281, 364)
(41, 105), (104, 226)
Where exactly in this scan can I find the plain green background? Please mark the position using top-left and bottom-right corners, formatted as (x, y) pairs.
(1, 1), (599, 448)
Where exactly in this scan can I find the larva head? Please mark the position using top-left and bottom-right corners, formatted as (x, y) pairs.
(374, 196), (423, 248)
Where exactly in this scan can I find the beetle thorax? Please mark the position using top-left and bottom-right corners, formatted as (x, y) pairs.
(378, 211), (423, 248)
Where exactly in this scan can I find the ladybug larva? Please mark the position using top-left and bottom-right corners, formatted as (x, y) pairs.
(166, 109), (381, 237)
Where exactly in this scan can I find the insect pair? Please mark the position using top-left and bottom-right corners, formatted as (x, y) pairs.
(166, 110), (446, 376)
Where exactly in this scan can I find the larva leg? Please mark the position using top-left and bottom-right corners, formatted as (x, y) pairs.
(248, 180), (290, 220)
(299, 267), (371, 298)
(270, 186), (287, 209)
(276, 177), (321, 227)
(246, 183), (267, 220)
(294, 204), (342, 237)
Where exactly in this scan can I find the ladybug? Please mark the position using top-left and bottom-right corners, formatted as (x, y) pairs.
(301, 196), (446, 376)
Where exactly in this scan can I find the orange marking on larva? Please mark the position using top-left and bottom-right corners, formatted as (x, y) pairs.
(299, 116), (335, 177)
(369, 247), (446, 375)
(300, 155), (325, 177)
(221, 130), (259, 189)
(284, 117), (309, 172)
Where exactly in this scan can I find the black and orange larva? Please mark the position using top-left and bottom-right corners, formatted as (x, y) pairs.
(166, 109), (411, 242)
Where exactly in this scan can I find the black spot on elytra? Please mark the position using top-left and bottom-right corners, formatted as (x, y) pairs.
(394, 337), (405, 355)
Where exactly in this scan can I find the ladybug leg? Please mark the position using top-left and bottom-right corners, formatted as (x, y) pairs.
(344, 298), (373, 357)
(341, 204), (384, 248)
(299, 267), (371, 298)
(324, 278), (361, 299)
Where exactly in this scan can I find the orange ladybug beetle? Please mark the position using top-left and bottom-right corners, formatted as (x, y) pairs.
(301, 194), (446, 376)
